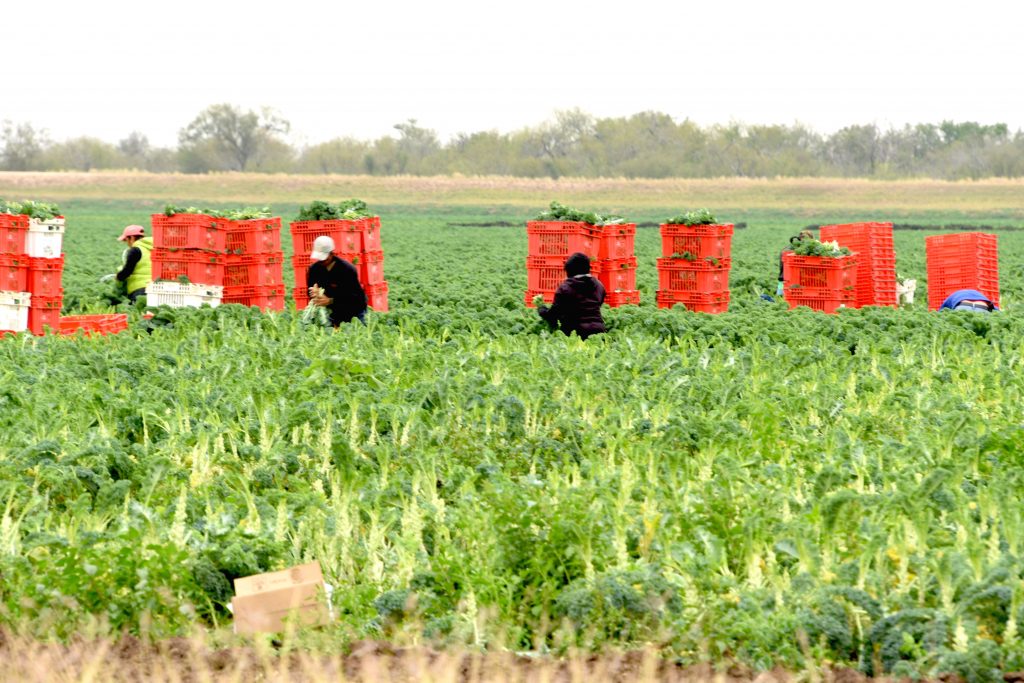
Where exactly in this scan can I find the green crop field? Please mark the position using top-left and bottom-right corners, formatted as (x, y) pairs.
(2, 172), (1024, 680)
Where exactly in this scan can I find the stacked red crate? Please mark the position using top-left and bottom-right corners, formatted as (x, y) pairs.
(655, 223), (732, 313)
(223, 217), (285, 311)
(289, 216), (387, 312)
(819, 222), (897, 307)
(151, 213), (284, 311)
(782, 252), (858, 313)
(524, 221), (639, 307)
(925, 233), (999, 310)
(0, 212), (65, 334)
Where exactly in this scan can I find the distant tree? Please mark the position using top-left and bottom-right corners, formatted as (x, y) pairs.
(297, 138), (371, 174)
(178, 104), (290, 172)
(1, 121), (50, 171)
(823, 124), (883, 176)
(118, 131), (150, 159)
(392, 119), (442, 174)
(43, 137), (122, 171)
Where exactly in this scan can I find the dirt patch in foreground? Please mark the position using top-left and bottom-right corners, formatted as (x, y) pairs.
(0, 633), (963, 683)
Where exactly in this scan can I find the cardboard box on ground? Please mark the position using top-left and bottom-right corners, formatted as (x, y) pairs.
(230, 561), (333, 634)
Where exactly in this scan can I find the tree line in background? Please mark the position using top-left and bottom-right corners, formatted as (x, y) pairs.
(3, 103), (1024, 179)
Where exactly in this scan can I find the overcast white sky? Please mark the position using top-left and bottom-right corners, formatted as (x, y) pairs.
(4, 0), (1024, 148)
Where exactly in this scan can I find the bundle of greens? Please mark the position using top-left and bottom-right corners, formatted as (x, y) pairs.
(296, 200), (371, 221)
(792, 238), (852, 258)
(534, 201), (624, 226)
(666, 208), (716, 226)
(163, 205), (273, 219)
(0, 199), (62, 220)
(300, 286), (332, 328)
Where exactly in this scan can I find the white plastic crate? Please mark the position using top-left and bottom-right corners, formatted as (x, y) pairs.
(146, 281), (223, 308)
(26, 218), (65, 258)
(0, 290), (31, 332)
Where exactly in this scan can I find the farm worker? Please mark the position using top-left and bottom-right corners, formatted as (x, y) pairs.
(535, 252), (606, 340)
(307, 235), (368, 325)
(108, 225), (153, 302)
(777, 229), (815, 296)
(939, 289), (998, 313)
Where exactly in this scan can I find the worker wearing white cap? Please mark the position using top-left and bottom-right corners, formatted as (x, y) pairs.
(103, 225), (153, 302)
(306, 235), (367, 325)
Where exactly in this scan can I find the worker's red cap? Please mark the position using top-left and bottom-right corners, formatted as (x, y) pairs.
(118, 225), (145, 241)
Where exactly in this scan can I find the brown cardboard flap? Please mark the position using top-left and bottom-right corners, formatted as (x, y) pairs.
(233, 561), (323, 597)
(231, 581), (329, 634)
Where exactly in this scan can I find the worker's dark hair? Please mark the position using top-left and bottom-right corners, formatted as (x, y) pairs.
(564, 252), (591, 276)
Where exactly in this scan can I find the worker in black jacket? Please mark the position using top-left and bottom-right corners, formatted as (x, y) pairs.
(307, 236), (368, 325)
(536, 252), (606, 340)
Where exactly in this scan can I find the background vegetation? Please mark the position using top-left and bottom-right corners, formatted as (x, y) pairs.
(4, 105), (1024, 179)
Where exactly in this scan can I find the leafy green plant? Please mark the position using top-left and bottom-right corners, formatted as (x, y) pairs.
(666, 208), (715, 225)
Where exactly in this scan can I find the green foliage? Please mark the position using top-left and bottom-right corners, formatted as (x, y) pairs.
(295, 199), (371, 221)
(791, 238), (853, 257)
(534, 200), (624, 226)
(665, 208), (715, 225)
(2, 199), (1024, 679)
(0, 198), (62, 219)
(163, 204), (272, 219)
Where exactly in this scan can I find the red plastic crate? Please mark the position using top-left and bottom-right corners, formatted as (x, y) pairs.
(526, 221), (602, 258)
(598, 224), (636, 260)
(656, 290), (730, 313)
(222, 284), (285, 311)
(0, 214), (29, 254)
(225, 217), (283, 254)
(360, 250), (385, 286)
(660, 223), (733, 260)
(28, 295), (62, 335)
(605, 290), (641, 307)
(527, 256), (572, 291)
(594, 257), (637, 292)
(152, 249), (226, 285)
(656, 258), (729, 293)
(782, 253), (857, 290)
(927, 273), (1000, 310)
(820, 222), (893, 241)
(290, 219), (376, 256)
(224, 252), (284, 287)
(366, 281), (389, 312)
(59, 314), (128, 336)
(0, 253), (29, 291)
(151, 214), (228, 251)
(292, 286), (310, 309)
(27, 256), (64, 297)
(925, 232), (998, 252)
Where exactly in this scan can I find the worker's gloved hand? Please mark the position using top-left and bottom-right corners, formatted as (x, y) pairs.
(100, 273), (116, 283)
(775, 281), (784, 297)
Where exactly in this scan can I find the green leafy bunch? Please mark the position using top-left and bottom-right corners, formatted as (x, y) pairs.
(296, 199), (371, 221)
(163, 205), (272, 219)
(666, 208), (716, 225)
(0, 199), (62, 220)
(792, 238), (852, 258)
(535, 201), (624, 226)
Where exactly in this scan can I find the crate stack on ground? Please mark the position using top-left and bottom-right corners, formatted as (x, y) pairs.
(150, 212), (284, 311)
(0, 208), (66, 335)
(150, 212), (228, 308)
(782, 251), (858, 313)
(524, 221), (640, 307)
(223, 216), (285, 310)
(925, 232), (999, 310)
(819, 222), (897, 307)
(655, 222), (732, 313)
(289, 215), (387, 312)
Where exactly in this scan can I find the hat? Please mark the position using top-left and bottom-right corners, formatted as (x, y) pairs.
(564, 252), (591, 276)
(310, 235), (335, 261)
(118, 225), (145, 241)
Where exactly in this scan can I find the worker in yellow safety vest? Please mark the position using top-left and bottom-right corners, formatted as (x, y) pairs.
(107, 225), (153, 302)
